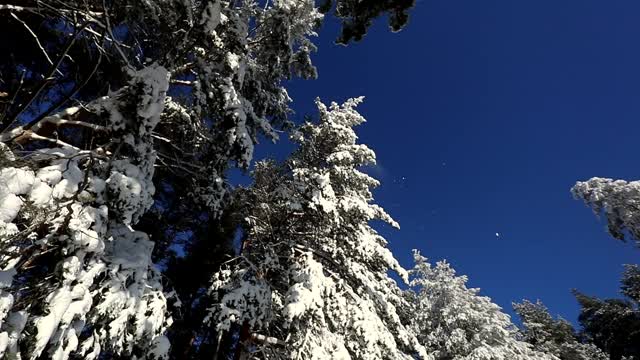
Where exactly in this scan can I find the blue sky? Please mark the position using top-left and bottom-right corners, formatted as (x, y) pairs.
(254, 1), (640, 323)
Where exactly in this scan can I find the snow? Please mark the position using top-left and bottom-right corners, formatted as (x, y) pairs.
(283, 252), (327, 324)
(0, 167), (35, 195)
(0, 269), (16, 289)
(36, 164), (63, 185)
(33, 288), (73, 358)
(0, 332), (8, 358)
(4, 311), (27, 355)
(148, 335), (170, 359)
(0, 167), (36, 223)
(28, 181), (52, 206)
(106, 164), (147, 224)
(0, 142), (14, 161)
(133, 64), (170, 121)
(210, 99), (425, 358)
(0, 222), (17, 237)
(573, 177), (640, 245)
(201, 0), (222, 34)
(227, 52), (240, 71)
(0, 63), (171, 359)
(0, 193), (21, 223)
(408, 250), (557, 360)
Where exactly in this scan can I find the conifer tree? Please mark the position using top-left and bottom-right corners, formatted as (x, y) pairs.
(513, 300), (608, 360)
(1, 1), (416, 357)
(208, 98), (427, 359)
(572, 281), (640, 360)
(0, 64), (172, 359)
(572, 177), (640, 360)
(406, 251), (557, 360)
(572, 177), (640, 246)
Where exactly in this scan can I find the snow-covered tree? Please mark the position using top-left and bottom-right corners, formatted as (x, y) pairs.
(208, 98), (427, 359)
(0, 65), (172, 359)
(572, 177), (640, 246)
(571, 178), (640, 359)
(513, 300), (608, 360)
(406, 250), (557, 360)
(1, 0), (417, 357)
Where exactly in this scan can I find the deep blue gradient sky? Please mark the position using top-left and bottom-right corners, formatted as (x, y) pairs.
(253, 1), (640, 323)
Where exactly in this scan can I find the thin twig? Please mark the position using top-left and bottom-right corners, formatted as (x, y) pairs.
(0, 70), (26, 124)
(10, 12), (61, 75)
(0, 20), (93, 131)
(27, 49), (104, 128)
(102, 0), (131, 68)
(170, 79), (196, 86)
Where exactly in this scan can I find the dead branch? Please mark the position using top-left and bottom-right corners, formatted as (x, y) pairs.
(0, 105), (108, 144)
(9, 12), (60, 74)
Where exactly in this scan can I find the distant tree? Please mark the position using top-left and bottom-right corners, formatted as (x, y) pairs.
(570, 263), (640, 360)
(406, 251), (556, 360)
(208, 98), (427, 359)
(513, 300), (608, 360)
(572, 290), (640, 360)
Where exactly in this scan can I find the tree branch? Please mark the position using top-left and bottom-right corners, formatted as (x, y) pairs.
(10, 12), (61, 74)
(0, 20), (93, 131)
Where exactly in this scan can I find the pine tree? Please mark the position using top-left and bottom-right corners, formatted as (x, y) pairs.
(208, 98), (427, 359)
(572, 291), (640, 360)
(513, 300), (608, 360)
(406, 251), (557, 360)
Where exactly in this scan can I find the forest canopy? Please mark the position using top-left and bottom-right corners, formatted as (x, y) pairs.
(0, 1), (638, 360)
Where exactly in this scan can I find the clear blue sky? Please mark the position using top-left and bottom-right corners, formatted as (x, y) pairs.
(253, 0), (640, 324)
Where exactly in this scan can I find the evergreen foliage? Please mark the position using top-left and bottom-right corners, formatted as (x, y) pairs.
(406, 252), (556, 360)
(513, 300), (608, 360)
(208, 98), (426, 359)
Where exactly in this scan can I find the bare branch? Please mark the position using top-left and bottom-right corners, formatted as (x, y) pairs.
(0, 5), (42, 13)
(0, 4), (103, 17)
(0, 20), (93, 131)
(10, 12), (61, 75)
(170, 62), (195, 75)
(102, 0), (131, 68)
(18, 131), (80, 150)
(0, 105), (107, 143)
(28, 49), (104, 127)
(0, 69), (26, 125)
(170, 79), (196, 86)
